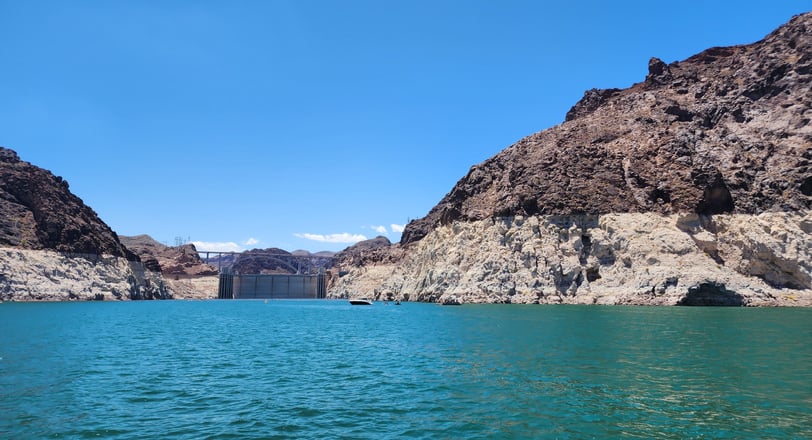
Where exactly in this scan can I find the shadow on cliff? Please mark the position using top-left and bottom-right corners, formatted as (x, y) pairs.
(677, 282), (745, 306)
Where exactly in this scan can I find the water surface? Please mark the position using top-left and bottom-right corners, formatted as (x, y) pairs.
(1, 301), (810, 438)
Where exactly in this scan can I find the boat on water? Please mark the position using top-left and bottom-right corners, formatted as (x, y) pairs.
(349, 298), (373, 305)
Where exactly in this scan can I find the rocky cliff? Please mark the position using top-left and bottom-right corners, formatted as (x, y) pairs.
(0, 148), (168, 301)
(332, 12), (812, 306)
(120, 235), (218, 277)
(334, 236), (401, 267)
(0, 148), (136, 257)
(119, 235), (220, 299)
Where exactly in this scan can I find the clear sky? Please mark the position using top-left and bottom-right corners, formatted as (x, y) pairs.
(1, 1), (808, 252)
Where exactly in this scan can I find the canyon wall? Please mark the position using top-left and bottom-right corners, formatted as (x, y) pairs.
(0, 248), (169, 301)
(0, 148), (169, 301)
(331, 213), (811, 306)
(331, 12), (811, 306)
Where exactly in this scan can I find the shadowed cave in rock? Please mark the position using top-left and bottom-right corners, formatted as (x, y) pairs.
(677, 282), (745, 306)
(696, 177), (735, 215)
(801, 176), (812, 196)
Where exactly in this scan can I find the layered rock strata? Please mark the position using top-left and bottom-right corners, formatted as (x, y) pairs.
(0, 148), (168, 301)
(331, 13), (812, 306)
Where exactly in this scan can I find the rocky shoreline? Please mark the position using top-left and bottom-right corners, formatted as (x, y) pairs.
(330, 212), (812, 306)
(330, 12), (811, 307)
(2, 13), (810, 306)
(0, 248), (169, 301)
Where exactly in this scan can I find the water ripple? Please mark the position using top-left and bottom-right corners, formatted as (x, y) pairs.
(0, 302), (810, 438)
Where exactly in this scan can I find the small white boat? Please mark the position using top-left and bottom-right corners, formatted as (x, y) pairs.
(349, 298), (373, 305)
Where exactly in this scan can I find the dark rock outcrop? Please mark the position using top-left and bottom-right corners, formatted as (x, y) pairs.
(0, 150), (171, 300)
(0, 148), (137, 259)
(402, 12), (812, 245)
(335, 236), (403, 267)
(333, 12), (811, 306)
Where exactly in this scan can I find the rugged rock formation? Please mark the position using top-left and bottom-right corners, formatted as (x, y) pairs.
(334, 236), (402, 267)
(0, 148), (168, 301)
(0, 148), (136, 258)
(332, 12), (812, 306)
(119, 235), (219, 299)
(402, 12), (811, 244)
(0, 248), (168, 301)
(332, 213), (811, 306)
(119, 235), (218, 277)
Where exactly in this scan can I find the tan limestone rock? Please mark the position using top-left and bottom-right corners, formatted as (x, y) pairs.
(330, 213), (811, 306)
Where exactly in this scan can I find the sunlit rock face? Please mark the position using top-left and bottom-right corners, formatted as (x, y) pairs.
(0, 148), (136, 258)
(332, 13), (812, 306)
(332, 213), (811, 306)
(0, 148), (168, 301)
(0, 248), (170, 301)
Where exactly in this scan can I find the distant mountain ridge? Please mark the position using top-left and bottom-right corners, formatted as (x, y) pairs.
(229, 248), (335, 274)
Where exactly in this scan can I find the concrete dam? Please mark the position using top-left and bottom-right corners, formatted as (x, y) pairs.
(205, 250), (330, 300)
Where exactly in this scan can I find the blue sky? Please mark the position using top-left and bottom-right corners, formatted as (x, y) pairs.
(1, 1), (808, 252)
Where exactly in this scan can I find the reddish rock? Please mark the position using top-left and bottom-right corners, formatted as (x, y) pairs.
(119, 235), (218, 276)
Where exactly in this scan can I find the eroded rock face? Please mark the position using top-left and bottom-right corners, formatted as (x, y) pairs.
(0, 149), (168, 300)
(118, 235), (220, 299)
(120, 235), (218, 277)
(331, 213), (812, 306)
(401, 12), (811, 244)
(0, 248), (170, 301)
(334, 236), (402, 267)
(0, 148), (136, 258)
(336, 13), (812, 306)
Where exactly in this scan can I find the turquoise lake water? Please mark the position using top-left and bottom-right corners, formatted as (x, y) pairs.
(1, 300), (810, 439)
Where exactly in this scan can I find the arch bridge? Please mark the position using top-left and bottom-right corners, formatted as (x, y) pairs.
(198, 250), (334, 300)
